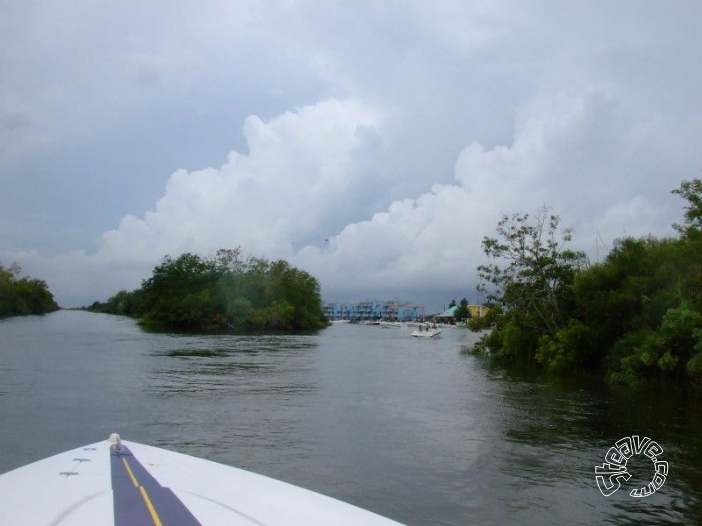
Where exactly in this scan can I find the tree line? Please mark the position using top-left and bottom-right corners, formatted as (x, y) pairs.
(469, 179), (702, 387)
(0, 263), (59, 318)
(88, 248), (327, 333)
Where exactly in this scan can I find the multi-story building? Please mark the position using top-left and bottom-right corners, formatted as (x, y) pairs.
(324, 299), (425, 322)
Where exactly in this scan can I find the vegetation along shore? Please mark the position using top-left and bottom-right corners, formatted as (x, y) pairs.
(466, 179), (702, 388)
(0, 263), (58, 318)
(87, 248), (327, 333)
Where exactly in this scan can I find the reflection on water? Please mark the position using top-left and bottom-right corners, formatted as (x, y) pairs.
(0, 310), (701, 525)
(166, 349), (230, 358)
(149, 336), (318, 400)
(473, 362), (702, 525)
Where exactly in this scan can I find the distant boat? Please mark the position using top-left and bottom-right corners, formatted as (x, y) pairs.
(379, 321), (402, 329)
(410, 325), (442, 338)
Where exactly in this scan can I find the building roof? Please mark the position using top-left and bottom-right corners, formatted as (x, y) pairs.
(437, 306), (458, 317)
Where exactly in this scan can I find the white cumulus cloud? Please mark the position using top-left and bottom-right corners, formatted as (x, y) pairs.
(2, 89), (686, 309)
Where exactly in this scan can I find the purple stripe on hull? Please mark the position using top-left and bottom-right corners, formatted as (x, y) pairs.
(111, 445), (202, 526)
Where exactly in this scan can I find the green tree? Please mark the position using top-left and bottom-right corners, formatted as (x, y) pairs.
(541, 179), (702, 383)
(454, 298), (469, 322)
(91, 248), (327, 333)
(469, 179), (702, 386)
(0, 264), (18, 317)
(0, 263), (58, 318)
(474, 206), (587, 364)
(139, 253), (215, 329)
(566, 179), (702, 385)
(672, 178), (702, 235)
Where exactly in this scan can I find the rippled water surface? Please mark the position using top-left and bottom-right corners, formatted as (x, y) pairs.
(1, 310), (701, 524)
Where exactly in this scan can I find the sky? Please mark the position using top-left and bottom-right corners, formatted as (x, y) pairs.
(2, 1), (701, 312)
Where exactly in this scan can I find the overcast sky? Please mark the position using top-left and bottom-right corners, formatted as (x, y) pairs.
(2, 1), (701, 311)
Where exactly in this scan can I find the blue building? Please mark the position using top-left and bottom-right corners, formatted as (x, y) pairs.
(324, 299), (425, 322)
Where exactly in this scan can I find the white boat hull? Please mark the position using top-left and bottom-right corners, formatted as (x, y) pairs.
(0, 435), (404, 526)
(410, 328), (442, 338)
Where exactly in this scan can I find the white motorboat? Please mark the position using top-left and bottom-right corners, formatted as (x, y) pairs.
(0, 433), (405, 526)
(379, 321), (402, 328)
(410, 325), (442, 338)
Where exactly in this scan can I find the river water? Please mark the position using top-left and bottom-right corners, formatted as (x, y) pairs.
(0, 310), (700, 525)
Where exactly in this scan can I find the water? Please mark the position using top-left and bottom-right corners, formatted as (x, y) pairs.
(1, 310), (701, 525)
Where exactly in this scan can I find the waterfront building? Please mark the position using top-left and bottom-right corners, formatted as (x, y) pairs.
(435, 304), (491, 324)
(324, 299), (425, 322)
(467, 304), (490, 318)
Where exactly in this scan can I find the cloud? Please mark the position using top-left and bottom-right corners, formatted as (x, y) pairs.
(4, 98), (384, 305)
(278, 89), (682, 303)
(300, 89), (683, 303)
(96, 97), (384, 259)
(0, 89), (687, 309)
